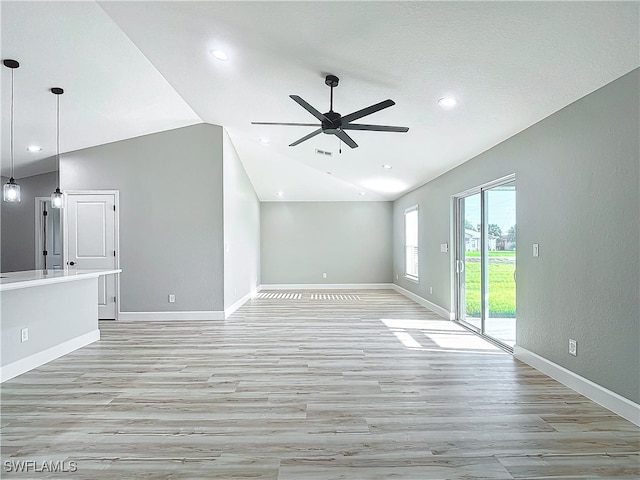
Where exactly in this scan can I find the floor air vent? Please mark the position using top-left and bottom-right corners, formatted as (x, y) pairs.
(310, 293), (361, 301)
(257, 292), (302, 300)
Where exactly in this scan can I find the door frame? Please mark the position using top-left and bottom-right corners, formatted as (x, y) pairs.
(63, 190), (121, 320)
(453, 174), (515, 348)
(34, 196), (62, 270)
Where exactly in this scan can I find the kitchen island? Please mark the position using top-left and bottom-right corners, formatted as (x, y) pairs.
(1, 268), (121, 382)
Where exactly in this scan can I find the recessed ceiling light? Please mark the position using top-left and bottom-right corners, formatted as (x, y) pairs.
(438, 97), (457, 108)
(276, 191), (284, 197)
(382, 164), (392, 169)
(26, 146), (42, 152)
(210, 49), (228, 61)
(258, 138), (270, 145)
(359, 192), (366, 196)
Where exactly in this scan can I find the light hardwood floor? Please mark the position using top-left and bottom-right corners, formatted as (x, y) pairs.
(1, 290), (638, 479)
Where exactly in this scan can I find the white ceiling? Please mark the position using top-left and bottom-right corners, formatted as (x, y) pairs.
(2, 1), (638, 200)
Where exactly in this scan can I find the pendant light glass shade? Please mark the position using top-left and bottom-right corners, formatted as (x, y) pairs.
(51, 187), (63, 208)
(3, 178), (21, 202)
(51, 87), (64, 209)
(3, 59), (21, 203)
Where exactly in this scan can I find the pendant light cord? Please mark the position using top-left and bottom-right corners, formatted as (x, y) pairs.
(56, 93), (60, 188)
(10, 68), (14, 178)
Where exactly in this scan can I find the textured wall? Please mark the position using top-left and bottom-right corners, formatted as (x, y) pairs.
(393, 69), (639, 403)
(62, 124), (224, 313)
(261, 201), (393, 285)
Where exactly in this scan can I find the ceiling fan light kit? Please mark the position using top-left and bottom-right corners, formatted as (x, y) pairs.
(3, 59), (22, 203)
(252, 74), (409, 149)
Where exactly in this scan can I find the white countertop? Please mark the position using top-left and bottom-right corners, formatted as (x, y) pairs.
(0, 269), (121, 292)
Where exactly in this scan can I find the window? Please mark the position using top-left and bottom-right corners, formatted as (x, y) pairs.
(404, 206), (419, 280)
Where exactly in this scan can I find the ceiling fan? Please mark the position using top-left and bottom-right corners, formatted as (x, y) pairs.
(252, 75), (409, 149)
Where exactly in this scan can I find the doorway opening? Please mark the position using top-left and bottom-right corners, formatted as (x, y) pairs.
(35, 197), (62, 270)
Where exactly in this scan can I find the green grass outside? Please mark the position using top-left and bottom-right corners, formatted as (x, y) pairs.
(464, 261), (516, 317)
(464, 250), (516, 257)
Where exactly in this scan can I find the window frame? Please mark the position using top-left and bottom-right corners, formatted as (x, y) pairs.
(404, 205), (419, 282)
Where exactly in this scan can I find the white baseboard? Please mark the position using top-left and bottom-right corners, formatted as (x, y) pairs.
(514, 345), (640, 426)
(392, 284), (454, 320)
(118, 311), (224, 321)
(260, 283), (394, 290)
(1, 329), (100, 383)
(224, 288), (260, 318)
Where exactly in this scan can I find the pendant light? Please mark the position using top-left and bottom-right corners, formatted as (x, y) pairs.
(3, 59), (21, 203)
(50, 87), (64, 209)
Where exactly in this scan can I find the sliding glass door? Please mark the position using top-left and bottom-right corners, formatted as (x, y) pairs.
(455, 177), (516, 347)
(484, 182), (516, 345)
(456, 193), (482, 331)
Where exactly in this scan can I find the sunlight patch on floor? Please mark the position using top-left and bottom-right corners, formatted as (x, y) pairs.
(381, 318), (504, 354)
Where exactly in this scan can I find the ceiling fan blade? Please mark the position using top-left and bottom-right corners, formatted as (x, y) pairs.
(289, 128), (323, 147)
(252, 122), (321, 127)
(335, 130), (358, 149)
(341, 99), (395, 124)
(290, 95), (329, 122)
(342, 123), (409, 132)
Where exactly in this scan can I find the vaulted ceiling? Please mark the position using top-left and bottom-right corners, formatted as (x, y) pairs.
(2, 1), (638, 200)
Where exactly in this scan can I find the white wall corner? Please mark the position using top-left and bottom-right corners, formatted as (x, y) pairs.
(225, 288), (260, 318)
(513, 345), (640, 426)
(392, 284), (454, 320)
(1, 329), (100, 383)
(118, 311), (225, 321)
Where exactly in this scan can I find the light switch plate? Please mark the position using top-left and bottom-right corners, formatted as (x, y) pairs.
(440, 243), (448, 253)
(533, 243), (539, 257)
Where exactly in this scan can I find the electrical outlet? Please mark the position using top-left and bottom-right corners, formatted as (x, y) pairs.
(168, 294), (176, 303)
(322, 273), (327, 279)
(429, 287), (433, 294)
(569, 338), (577, 356)
(21, 327), (28, 343)
(396, 273), (399, 280)
(440, 243), (448, 253)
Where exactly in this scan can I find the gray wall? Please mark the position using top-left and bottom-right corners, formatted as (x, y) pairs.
(261, 201), (393, 285)
(222, 129), (261, 309)
(1, 171), (57, 272)
(62, 123), (225, 313)
(393, 69), (640, 403)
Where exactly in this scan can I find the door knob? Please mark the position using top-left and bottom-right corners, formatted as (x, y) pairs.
(68, 261), (76, 266)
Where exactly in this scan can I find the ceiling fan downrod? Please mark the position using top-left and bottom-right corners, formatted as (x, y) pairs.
(325, 74), (339, 112)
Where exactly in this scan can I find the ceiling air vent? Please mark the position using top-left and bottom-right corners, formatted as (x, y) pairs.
(315, 148), (333, 157)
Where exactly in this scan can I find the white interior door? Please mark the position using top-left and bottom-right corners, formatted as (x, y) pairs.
(65, 192), (119, 319)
